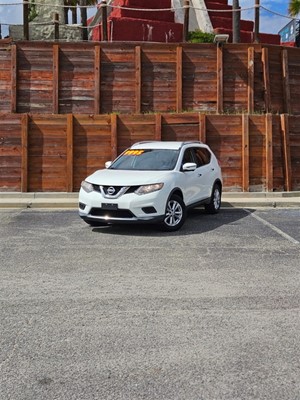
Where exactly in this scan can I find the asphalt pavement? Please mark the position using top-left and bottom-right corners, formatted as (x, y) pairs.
(0, 207), (300, 399)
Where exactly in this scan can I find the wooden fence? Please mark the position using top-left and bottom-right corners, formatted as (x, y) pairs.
(1, 112), (300, 192)
(1, 40), (300, 115)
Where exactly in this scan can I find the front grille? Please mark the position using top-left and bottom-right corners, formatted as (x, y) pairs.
(92, 185), (139, 195)
(93, 185), (101, 192)
(92, 185), (124, 196)
(102, 186), (123, 196)
(90, 208), (135, 219)
(125, 186), (140, 194)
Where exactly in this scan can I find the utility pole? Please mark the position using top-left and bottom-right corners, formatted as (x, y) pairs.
(232, 0), (240, 43)
(80, 0), (88, 41)
(101, 0), (108, 41)
(183, 0), (190, 42)
(23, 0), (29, 40)
(254, 0), (260, 42)
(53, 12), (59, 40)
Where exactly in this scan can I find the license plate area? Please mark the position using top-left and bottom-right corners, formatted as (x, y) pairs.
(101, 203), (118, 210)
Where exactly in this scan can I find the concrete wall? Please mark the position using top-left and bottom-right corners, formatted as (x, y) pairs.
(172, 0), (213, 32)
(9, 0), (82, 41)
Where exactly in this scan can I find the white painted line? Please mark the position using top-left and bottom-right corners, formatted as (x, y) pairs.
(244, 209), (299, 245)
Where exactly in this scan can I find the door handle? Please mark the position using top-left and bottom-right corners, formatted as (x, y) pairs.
(198, 173), (202, 177)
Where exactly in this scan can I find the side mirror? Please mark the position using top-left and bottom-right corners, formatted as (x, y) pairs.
(182, 162), (197, 172)
(105, 161), (112, 169)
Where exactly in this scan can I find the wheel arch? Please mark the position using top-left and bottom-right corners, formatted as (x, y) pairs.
(213, 179), (223, 193)
(167, 188), (185, 203)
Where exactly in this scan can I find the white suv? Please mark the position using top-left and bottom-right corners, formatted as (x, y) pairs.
(79, 141), (222, 231)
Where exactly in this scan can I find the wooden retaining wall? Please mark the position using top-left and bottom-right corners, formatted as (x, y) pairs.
(1, 41), (300, 115)
(1, 113), (299, 192)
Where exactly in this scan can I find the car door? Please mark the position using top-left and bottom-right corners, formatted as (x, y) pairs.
(193, 147), (214, 200)
(181, 147), (208, 205)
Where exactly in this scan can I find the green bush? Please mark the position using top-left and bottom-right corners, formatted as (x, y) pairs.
(188, 30), (215, 43)
(28, 0), (38, 22)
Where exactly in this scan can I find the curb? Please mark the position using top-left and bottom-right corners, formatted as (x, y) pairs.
(0, 192), (299, 209)
(0, 193), (78, 209)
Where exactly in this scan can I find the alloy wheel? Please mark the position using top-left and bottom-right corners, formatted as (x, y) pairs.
(164, 199), (183, 227)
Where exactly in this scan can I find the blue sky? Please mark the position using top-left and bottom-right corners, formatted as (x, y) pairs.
(231, 0), (294, 34)
(0, 0), (296, 38)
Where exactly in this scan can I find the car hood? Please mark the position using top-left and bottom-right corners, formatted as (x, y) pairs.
(86, 169), (173, 186)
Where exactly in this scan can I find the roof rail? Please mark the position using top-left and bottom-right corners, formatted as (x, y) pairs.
(182, 141), (203, 145)
(132, 141), (160, 145)
(133, 141), (203, 146)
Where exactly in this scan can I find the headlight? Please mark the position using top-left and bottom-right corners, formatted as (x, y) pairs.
(135, 183), (164, 195)
(81, 180), (94, 193)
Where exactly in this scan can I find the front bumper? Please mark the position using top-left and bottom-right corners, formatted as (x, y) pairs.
(78, 187), (167, 224)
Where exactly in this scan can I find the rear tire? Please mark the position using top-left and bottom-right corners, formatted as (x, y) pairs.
(160, 194), (186, 231)
(205, 183), (222, 214)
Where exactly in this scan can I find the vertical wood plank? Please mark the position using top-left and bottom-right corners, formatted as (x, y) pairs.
(282, 48), (291, 115)
(94, 45), (101, 114)
(66, 114), (73, 192)
(155, 114), (162, 141)
(247, 47), (254, 114)
(21, 113), (28, 192)
(265, 113), (273, 192)
(217, 45), (223, 114)
(11, 44), (17, 113)
(176, 46), (183, 113)
(262, 47), (271, 113)
(53, 44), (59, 114)
(280, 114), (292, 191)
(135, 46), (141, 114)
(199, 113), (206, 143)
(242, 114), (249, 192)
(111, 113), (118, 160)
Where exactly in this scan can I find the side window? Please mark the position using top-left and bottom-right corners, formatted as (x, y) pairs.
(194, 148), (211, 167)
(182, 149), (194, 166)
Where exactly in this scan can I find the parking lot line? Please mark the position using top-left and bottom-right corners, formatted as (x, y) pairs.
(244, 209), (299, 245)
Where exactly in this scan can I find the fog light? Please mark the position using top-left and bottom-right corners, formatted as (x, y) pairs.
(142, 206), (157, 214)
(79, 202), (86, 210)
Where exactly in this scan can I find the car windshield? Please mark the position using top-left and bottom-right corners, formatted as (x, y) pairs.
(110, 149), (179, 171)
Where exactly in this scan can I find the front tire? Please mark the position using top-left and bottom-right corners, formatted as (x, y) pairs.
(160, 194), (186, 231)
(205, 183), (222, 214)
